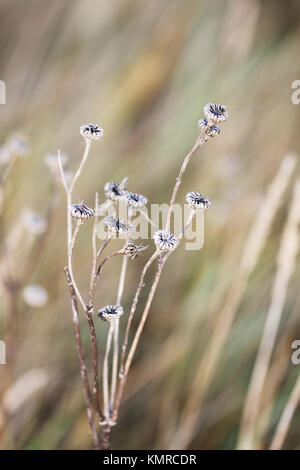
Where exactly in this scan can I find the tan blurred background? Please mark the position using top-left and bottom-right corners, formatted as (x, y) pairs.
(0, 0), (300, 450)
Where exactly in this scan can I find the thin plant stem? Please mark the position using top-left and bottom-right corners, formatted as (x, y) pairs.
(110, 318), (120, 410)
(58, 150), (86, 311)
(124, 255), (168, 374)
(68, 220), (86, 311)
(116, 255), (128, 305)
(69, 141), (91, 193)
(113, 254), (168, 421)
(88, 192), (99, 308)
(85, 193), (108, 424)
(64, 267), (99, 450)
(59, 144), (104, 445)
(110, 256), (128, 409)
(113, 136), (209, 422)
(165, 132), (208, 231)
(178, 209), (196, 240)
(119, 250), (159, 378)
(86, 308), (104, 424)
(103, 322), (114, 421)
(269, 373), (300, 450)
(95, 250), (124, 278)
(96, 237), (111, 259)
(101, 424), (112, 450)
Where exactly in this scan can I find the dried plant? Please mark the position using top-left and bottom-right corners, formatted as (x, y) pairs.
(238, 179), (300, 450)
(0, 136), (56, 444)
(57, 105), (228, 449)
(169, 152), (297, 449)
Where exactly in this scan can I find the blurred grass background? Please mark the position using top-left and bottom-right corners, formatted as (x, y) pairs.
(1, 0), (300, 450)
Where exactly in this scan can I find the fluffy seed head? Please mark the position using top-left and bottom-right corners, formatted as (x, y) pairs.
(206, 125), (220, 137)
(203, 103), (228, 123)
(8, 135), (29, 157)
(122, 240), (148, 260)
(98, 304), (124, 321)
(22, 284), (49, 308)
(126, 191), (148, 209)
(104, 216), (131, 237)
(198, 118), (208, 131)
(104, 182), (127, 202)
(71, 203), (94, 220)
(80, 123), (104, 142)
(186, 192), (211, 211)
(154, 230), (178, 253)
(22, 209), (47, 234)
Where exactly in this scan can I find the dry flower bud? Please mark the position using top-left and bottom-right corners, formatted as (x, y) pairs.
(122, 240), (148, 259)
(98, 304), (124, 321)
(206, 125), (220, 137)
(80, 123), (104, 142)
(185, 192), (211, 211)
(154, 230), (178, 253)
(71, 203), (94, 220)
(104, 216), (131, 237)
(203, 103), (228, 123)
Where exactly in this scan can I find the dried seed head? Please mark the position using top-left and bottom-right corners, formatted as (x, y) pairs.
(22, 209), (47, 234)
(198, 118), (208, 131)
(80, 123), (104, 142)
(104, 182), (127, 202)
(22, 284), (49, 308)
(154, 230), (178, 253)
(186, 192), (211, 211)
(206, 125), (220, 137)
(98, 304), (124, 321)
(203, 103), (228, 123)
(8, 135), (29, 157)
(126, 191), (148, 209)
(122, 240), (148, 260)
(71, 203), (94, 220)
(104, 216), (131, 237)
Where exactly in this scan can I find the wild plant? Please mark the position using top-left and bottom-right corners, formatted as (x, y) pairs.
(58, 104), (228, 449)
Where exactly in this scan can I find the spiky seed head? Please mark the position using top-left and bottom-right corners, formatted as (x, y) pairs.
(71, 203), (94, 220)
(126, 191), (148, 209)
(104, 216), (131, 237)
(203, 103), (228, 123)
(104, 182), (127, 202)
(98, 304), (124, 321)
(186, 192), (211, 211)
(198, 118), (208, 131)
(206, 125), (220, 137)
(154, 230), (178, 253)
(80, 123), (104, 142)
(122, 240), (148, 260)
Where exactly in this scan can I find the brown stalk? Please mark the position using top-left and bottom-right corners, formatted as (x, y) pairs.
(64, 267), (99, 450)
